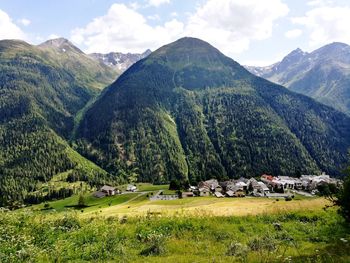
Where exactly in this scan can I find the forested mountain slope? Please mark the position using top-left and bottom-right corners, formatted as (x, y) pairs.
(0, 39), (117, 205)
(77, 37), (350, 184)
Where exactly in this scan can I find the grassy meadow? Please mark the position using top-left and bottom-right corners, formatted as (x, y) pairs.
(1, 185), (350, 262)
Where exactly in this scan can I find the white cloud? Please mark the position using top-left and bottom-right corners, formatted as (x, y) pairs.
(148, 0), (170, 7)
(285, 29), (302, 39)
(147, 14), (160, 21)
(307, 0), (334, 7)
(186, 0), (289, 55)
(292, 6), (350, 46)
(129, 2), (142, 10)
(71, 0), (289, 56)
(18, 18), (31, 26)
(71, 3), (184, 53)
(0, 9), (26, 40)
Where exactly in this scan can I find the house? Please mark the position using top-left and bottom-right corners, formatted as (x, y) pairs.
(182, 192), (194, 198)
(214, 192), (224, 198)
(214, 185), (223, 193)
(198, 188), (210, 196)
(293, 178), (303, 190)
(278, 176), (296, 189)
(250, 179), (269, 196)
(235, 181), (248, 191)
(188, 186), (198, 192)
(257, 182), (270, 194)
(226, 187), (245, 197)
(101, 185), (118, 196)
(198, 179), (219, 192)
(126, 184), (137, 192)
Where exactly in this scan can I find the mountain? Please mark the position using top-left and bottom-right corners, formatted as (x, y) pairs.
(0, 38), (117, 206)
(246, 42), (350, 115)
(77, 37), (350, 185)
(89, 49), (151, 73)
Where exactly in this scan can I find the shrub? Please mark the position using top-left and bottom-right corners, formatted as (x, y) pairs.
(226, 242), (248, 259)
(54, 215), (80, 231)
(248, 236), (276, 252)
(139, 232), (166, 256)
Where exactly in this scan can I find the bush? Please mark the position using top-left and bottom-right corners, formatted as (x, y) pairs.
(54, 215), (80, 231)
(139, 232), (166, 256)
(226, 242), (248, 259)
(335, 170), (350, 222)
(248, 236), (276, 252)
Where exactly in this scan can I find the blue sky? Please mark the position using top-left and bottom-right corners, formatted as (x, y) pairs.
(0, 0), (350, 65)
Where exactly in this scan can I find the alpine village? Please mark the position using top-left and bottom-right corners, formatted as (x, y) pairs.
(1, 1), (350, 262)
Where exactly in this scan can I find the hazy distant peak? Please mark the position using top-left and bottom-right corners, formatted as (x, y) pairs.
(39, 37), (84, 54)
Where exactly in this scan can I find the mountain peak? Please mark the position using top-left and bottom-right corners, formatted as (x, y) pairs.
(38, 38), (83, 54)
(149, 37), (241, 69)
(154, 37), (218, 56)
(311, 42), (350, 58)
(284, 47), (307, 60)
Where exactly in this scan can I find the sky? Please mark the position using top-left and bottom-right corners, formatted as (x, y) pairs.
(1, 0), (350, 66)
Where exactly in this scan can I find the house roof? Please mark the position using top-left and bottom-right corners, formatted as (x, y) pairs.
(236, 181), (247, 187)
(214, 192), (224, 197)
(226, 190), (234, 196)
(257, 182), (269, 191)
(101, 185), (116, 191)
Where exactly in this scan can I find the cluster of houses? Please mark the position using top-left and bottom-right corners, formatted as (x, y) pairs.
(181, 172), (341, 199)
(92, 172), (341, 200)
(93, 184), (137, 198)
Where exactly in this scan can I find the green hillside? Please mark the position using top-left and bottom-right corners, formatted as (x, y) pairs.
(77, 37), (350, 184)
(0, 39), (117, 206)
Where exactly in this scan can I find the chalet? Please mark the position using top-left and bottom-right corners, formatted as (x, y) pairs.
(257, 182), (270, 194)
(126, 184), (137, 192)
(278, 176), (296, 189)
(226, 188), (245, 197)
(249, 179), (269, 196)
(101, 185), (118, 196)
(188, 186), (198, 192)
(214, 185), (223, 193)
(198, 188), (210, 196)
(198, 179), (219, 192)
(235, 181), (248, 191)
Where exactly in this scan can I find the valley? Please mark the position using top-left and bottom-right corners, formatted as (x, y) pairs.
(0, 26), (350, 263)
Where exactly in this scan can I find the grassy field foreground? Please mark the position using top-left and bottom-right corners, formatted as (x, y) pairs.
(1, 205), (350, 262)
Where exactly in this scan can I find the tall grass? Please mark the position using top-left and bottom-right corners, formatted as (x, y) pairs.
(0, 209), (349, 262)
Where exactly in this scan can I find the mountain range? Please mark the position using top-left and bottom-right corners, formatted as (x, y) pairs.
(77, 37), (350, 184)
(1, 36), (350, 206)
(246, 42), (350, 116)
(90, 49), (152, 73)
